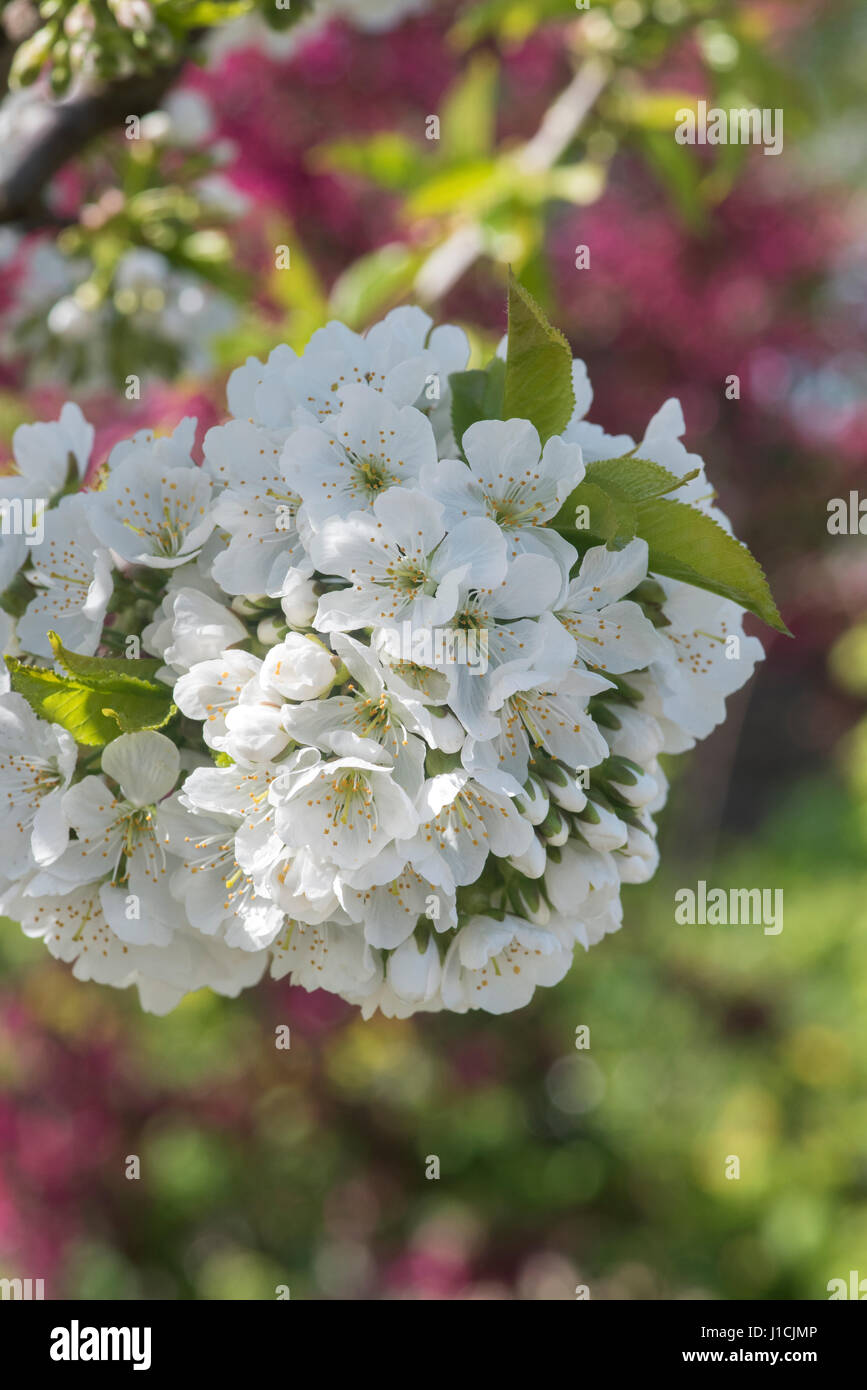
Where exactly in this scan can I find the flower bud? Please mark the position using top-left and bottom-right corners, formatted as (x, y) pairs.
(507, 835), (546, 880)
(279, 571), (318, 627)
(577, 801), (628, 851)
(261, 633), (336, 701)
(257, 615), (289, 646)
(617, 826), (659, 883)
(512, 879), (551, 925)
(539, 804), (569, 846)
(514, 775), (549, 825)
(548, 771), (588, 812)
(608, 767), (658, 808)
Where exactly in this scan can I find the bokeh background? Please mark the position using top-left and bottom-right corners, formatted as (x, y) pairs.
(1, 0), (866, 1299)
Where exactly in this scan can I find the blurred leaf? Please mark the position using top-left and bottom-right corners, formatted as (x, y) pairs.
(173, 0), (252, 27)
(615, 91), (704, 133)
(638, 128), (708, 233)
(440, 53), (499, 162)
(312, 132), (426, 191)
(542, 161), (606, 206)
(829, 622), (867, 698)
(700, 134), (749, 205)
(329, 243), (423, 329)
(449, 0), (575, 47)
(267, 227), (328, 348)
(406, 159), (505, 218)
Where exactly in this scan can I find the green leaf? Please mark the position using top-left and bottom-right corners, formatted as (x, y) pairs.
(557, 481), (636, 551)
(0, 571), (34, 619)
(8, 636), (177, 746)
(311, 133), (425, 191)
(7, 663), (114, 746)
(440, 53), (499, 162)
(174, 0), (257, 30)
(449, 0), (573, 47)
(449, 357), (506, 448)
(638, 129), (707, 235)
(407, 159), (504, 218)
(547, 459), (787, 633)
(552, 454), (700, 546)
(634, 496), (789, 635)
(7, 661), (175, 746)
(100, 699), (177, 736)
(586, 456), (700, 503)
(329, 244), (423, 330)
(257, 0), (314, 30)
(503, 270), (574, 444)
(48, 631), (164, 686)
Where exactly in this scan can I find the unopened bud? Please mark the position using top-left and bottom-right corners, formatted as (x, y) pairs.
(577, 801), (628, 852)
(514, 776), (549, 825)
(548, 772), (588, 813)
(507, 835), (546, 880)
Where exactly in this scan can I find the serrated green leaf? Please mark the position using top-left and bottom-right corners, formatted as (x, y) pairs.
(48, 631), (164, 686)
(503, 270), (574, 444)
(9, 663), (137, 746)
(557, 481), (636, 551)
(554, 453), (708, 562)
(587, 456), (700, 503)
(101, 700), (177, 735)
(449, 357), (506, 448)
(9, 642), (176, 747)
(548, 457), (787, 633)
(635, 496), (790, 634)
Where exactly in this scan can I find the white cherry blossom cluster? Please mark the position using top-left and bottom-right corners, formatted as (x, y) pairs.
(0, 306), (763, 1017)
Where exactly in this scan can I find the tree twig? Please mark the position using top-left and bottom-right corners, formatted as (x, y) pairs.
(0, 58), (190, 227)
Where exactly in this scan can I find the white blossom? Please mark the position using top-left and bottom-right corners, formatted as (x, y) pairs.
(0, 403), (93, 591)
(0, 693), (76, 879)
(17, 494), (113, 658)
(309, 487), (507, 633)
(142, 571), (247, 675)
(270, 745), (419, 871)
(284, 385), (438, 528)
(1, 339), (767, 1016)
(26, 731), (182, 947)
(90, 423), (215, 569)
(424, 418), (583, 578)
(554, 539), (664, 675)
(206, 420), (308, 596)
(442, 915), (572, 1014)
